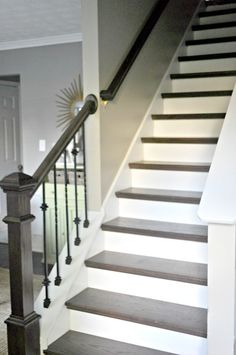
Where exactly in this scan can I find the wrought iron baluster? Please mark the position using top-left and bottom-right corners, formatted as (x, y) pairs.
(82, 123), (89, 228)
(72, 136), (81, 245)
(53, 165), (62, 285)
(64, 149), (72, 264)
(40, 182), (51, 308)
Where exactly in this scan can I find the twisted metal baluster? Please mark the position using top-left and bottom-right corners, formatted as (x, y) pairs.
(40, 182), (51, 308)
(64, 149), (72, 264)
(72, 136), (81, 245)
(82, 123), (89, 228)
(53, 165), (62, 285)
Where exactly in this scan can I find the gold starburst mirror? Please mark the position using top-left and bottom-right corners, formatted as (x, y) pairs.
(56, 75), (83, 129)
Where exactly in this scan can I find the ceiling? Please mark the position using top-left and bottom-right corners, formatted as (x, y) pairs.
(0, 0), (82, 50)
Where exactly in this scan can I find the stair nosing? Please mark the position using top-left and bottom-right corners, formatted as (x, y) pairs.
(178, 52), (236, 62)
(199, 8), (236, 17)
(115, 188), (202, 204)
(192, 21), (236, 31)
(151, 113), (225, 120)
(206, 0), (236, 6)
(128, 161), (211, 172)
(170, 70), (236, 79)
(161, 90), (232, 98)
(186, 36), (236, 46)
(85, 251), (207, 285)
(141, 137), (218, 144)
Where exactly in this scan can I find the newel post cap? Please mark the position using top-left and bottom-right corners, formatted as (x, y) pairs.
(0, 172), (37, 193)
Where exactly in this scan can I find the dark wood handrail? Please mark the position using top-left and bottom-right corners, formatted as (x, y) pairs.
(100, 0), (170, 102)
(32, 94), (98, 195)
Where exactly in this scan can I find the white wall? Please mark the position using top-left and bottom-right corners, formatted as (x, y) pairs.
(98, 0), (200, 200)
(0, 42), (82, 175)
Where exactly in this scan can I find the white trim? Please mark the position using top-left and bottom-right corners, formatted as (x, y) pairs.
(0, 33), (82, 51)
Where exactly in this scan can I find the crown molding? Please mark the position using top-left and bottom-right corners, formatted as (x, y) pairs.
(0, 33), (82, 51)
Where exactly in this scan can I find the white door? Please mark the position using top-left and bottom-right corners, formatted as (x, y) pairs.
(0, 82), (21, 238)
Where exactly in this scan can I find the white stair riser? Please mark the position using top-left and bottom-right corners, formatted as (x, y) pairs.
(143, 143), (216, 163)
(199, 13), (236, 25)
(180, 58), (236, 72)
(187, 41), (236, 55)
(172, 76), (236, 92)
(205, 4), (236, 12)
(70, 311), (208, 355)
(163, 96), (230, 113)
(104, 231), (208, 263)
(118, 199), (203, 224)
(193, 27), (236, 39)
(131, 169), (208, 191)
(87, 268), (207, 308)
(153, 119), (223, 137)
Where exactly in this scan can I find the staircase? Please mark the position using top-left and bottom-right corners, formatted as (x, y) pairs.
(44, 1), (236, 354)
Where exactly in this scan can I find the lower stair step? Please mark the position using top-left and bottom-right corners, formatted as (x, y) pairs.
(101, 217), (208, 242)
(115, 187), (202, 204)
(129, 161), (210, 172)
(66, 288), (207, 338)
(44, 331), (175, 355)
(85, 251), (207, 285)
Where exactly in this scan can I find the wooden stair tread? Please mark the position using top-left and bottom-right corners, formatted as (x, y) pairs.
(152, 113), (225, 119)
(192, 21), (236, 31)
(171, 70), (236, 79)
(186, 36), (236, 46)
(85, 251), (207, 285)
(66, 288), (207, 338)
(44, 330), (174, 355)
(141, 137), (218, 144)
(162, 90), (232, 98)
(129, 160), (211, 172)
(178, 52), (236, 61)
(101, 216), (208, 242)
(206, 0), (236, 5)
(115, 187), (202, 204)
(199, 8), (236, 17)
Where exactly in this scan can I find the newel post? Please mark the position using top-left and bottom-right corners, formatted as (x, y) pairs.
(0, 172), (41, 355)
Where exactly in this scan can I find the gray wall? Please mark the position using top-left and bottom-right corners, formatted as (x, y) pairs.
(0, 42), (82, 175)
(98, 0), (200, 200)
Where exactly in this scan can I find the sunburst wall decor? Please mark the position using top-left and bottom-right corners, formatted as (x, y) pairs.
(56, 75), (83, 129)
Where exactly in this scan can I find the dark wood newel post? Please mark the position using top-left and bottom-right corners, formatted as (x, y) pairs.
(0, 172), (41, 355)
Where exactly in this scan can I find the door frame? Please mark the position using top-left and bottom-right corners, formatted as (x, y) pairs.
(0, 78), (22, 172)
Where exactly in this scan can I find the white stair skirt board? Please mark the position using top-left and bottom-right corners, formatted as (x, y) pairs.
(70, 311), (208, 355)
(193, 27), (236, 40)
(153, 119), (223, 137)
(131, 170), (208, 191)
(179, 58), (236, 72)
(163, 96), (230, 113)
(171, 76), (236, 92)
(187, 42), (236, 55)
(118, 199), (203, 225)
(199, 14), (236, 25)
(104, 232), (208, 263)
(87, 268), (207, 308)
(143, 143), (216, 163)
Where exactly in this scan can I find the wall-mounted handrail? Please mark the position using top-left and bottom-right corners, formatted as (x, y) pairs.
(32, 94), (98, 196)
(100, 0), (170, 102)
